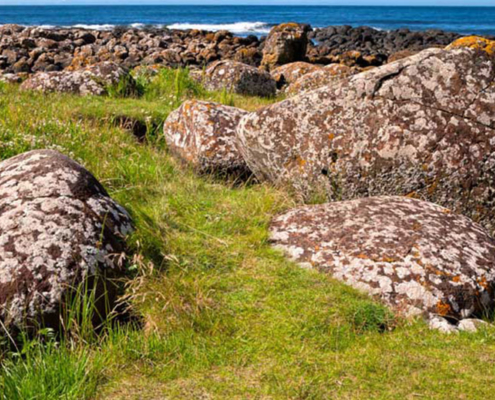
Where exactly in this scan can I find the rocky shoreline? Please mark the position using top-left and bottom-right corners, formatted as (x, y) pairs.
(0, 23), (490, 76)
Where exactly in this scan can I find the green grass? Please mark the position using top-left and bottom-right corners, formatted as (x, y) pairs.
(1, 70), (495, 399)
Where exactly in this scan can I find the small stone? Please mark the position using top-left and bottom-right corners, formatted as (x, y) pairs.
(458, 319), (488, 333)
(429, 317), (458, 334)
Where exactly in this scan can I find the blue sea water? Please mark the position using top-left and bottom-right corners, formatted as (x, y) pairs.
(0, 5), (494, 36)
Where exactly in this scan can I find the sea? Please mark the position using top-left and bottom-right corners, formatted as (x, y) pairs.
(0, 5), (494, 36)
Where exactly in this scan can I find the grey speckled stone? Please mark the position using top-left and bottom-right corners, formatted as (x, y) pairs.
(0, 150), (133, 329)
(20, 61), (134, 96)
(270, 196), (495, 321)
(163, 100), (250, 176)
(203, 60), (276, 97)
(238, 41), (495, 234)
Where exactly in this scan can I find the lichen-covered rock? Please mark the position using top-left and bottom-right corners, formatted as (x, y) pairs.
(285, 64), (356, 96)
(270, 196), (495, 321)
(20, 61), (135, 96)
(270, 62), (322, 89)
(447, 36), (495, 55)
(203, 60), (276, 97)
(261, 23), (311, 71)
(163, 100), (250, 176)
(237, 39), (495, 233)
(0, 150), (133, 329)
(0, 73), (23, 84)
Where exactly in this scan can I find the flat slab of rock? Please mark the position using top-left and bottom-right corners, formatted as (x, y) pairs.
(20, 61), (134, 96)
(203, 60), (276, 97)
(164, 100), (250, 176)
(0, 150), (133, 329)
(270, 196), (495, 320)
(285, 64), (356, 96)
(270, 61), (322, 89)
(237, 37), (495, 233)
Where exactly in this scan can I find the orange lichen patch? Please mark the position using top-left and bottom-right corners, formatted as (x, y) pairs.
(452, 276), (461, 283)
(442, 208), (452, 214)
(411, 222), (422, 231)
(380, 256), (399, 263)
(328, 133), (335, 140)
(436, 301), (451, 316)
(478, 276), (489, 289)
(405, 191), (418, 198)
(356, 253), (369, 260)
(427, 180), (439, 195)
(314, 245), (320, 251)
(447, 36), (495, 56)
(297, 157), (306, 167)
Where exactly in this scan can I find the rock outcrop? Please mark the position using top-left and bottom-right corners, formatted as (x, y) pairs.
(270, 196), (495, 323)
(163, 100), (250, 176)
(237, 38), (495, 233)
(285, 64), (356, 95)
(20, 61), (134, 96)
(261, 23), (311, 71)
(203, 60), (276, 97)
(0, 150), (133, 330)
(270, 61), (322, 89)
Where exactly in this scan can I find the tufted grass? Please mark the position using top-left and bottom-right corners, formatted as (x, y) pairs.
(1, 71), (495, 399)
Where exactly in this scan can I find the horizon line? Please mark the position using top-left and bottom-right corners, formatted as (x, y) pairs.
(1, 3), (495, 6)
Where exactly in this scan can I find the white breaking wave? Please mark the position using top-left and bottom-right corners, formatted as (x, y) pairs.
(167, 21), (271, 35)
(72, 24), (117, 31)
(4, 21), (271, 35)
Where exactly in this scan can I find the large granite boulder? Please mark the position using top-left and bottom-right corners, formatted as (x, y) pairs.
(285, 64), (356, 96)
(0, 150), (133, 330)
(237, 38), (495, 233)
(261, 23), (311, 71)
(203, 60), (276, 97)
(270, 196), (495, 323)
(20, 61), (135, 96)
(163, 100), (250, 176)
(270, 61), (322, 89)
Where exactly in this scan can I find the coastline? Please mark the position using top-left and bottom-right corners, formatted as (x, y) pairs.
(0, 23), (483, 77)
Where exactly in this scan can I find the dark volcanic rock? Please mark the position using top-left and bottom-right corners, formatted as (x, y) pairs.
(237, 39), (495, 233)
(310, 26), (464, 57)
(164, 100), (250, 176)
(203, 60), (276, 97)
(0, 150), (133, 330)
(270, 196), (495, 322)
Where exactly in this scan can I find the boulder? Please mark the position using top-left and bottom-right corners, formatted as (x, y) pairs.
(164, 100), (250, 176)
(20, 61), (135, 96)
(261, 23), (311, 71)
(285, 64), (356, 96)
(270, 61), (322, 89)
(237, 38), (495, 233)
(0, 73), (23, 84)
(270, 196), (495, 322)
(0, 150), (133, 330)
(203, 60), (276, 97)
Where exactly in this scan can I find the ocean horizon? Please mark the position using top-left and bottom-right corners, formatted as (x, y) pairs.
(0, 5), (494, 36)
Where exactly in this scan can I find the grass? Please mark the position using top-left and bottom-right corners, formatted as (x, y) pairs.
(1, 70), (495, 399)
